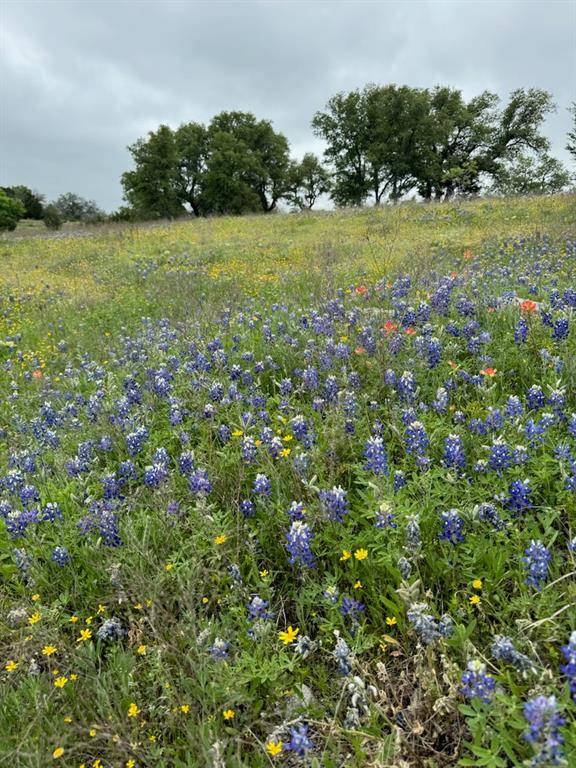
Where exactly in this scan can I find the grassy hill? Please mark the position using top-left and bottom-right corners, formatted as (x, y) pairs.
(1, 195), (576, 767)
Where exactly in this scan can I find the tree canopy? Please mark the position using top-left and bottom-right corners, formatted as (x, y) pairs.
(313, 85), (558, 205)
(0, 189), (26, 231)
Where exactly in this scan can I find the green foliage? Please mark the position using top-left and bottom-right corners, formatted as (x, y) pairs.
(490, 153), (571, 196)
(42, 204), (63, 230)
(122, 112), (291, 219)
(313, 85), (556, 205)
(0, 189), (26, 231)
(286, 153), (332, 210)
(1, 186), (44, 219)
(52, 192), (105, 223)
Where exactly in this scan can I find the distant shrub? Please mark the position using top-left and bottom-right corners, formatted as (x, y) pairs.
(0, 189), (26, 231)
(43, 204), (63, 230)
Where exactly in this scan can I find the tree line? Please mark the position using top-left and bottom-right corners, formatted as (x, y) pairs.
(0, 188), (105, 232)
(121, 87), (575, 219)
(2, 86), (575, 231)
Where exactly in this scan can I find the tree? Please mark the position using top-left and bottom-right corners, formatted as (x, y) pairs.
(314, 84), (556, 205)
(0, 189), (25, 231)
(122, 125), (184, 220)
(286, 153), (332, 209)
(1, 186), (44, 219)
(174, 122), (208, 217)
(312, 88), (371, 206)
(43, 204), (63, 230)
(52, 192), (105, 223)
(205, 111), (291, 213)
(490, 153), (570, 196)
(568, 102), (576, 162)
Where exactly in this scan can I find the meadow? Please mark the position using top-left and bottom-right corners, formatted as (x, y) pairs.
(1, 194), (575, 767)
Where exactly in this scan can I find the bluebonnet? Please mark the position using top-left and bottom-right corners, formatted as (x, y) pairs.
(247, 596), (272, 621)
(551, 317), (569, 341)
(363, 436), (388, 475)
(97, 617), (126, 642)
(491, 635), (535, 674)
(393, 470), (407, 492)
(319, 486), (349, 522)
(506, 479), (532, 511)
(460, 660), (496, 703)
(523, 695), (564, 766)
(439, 509), (465, 544)
(443, 434), (466, 471)
(286, 723), (314, 756)
(188, 468), (212, 495)
(253, 473), (271, 496)
(51, 546), (70, 567)
(407, 603), (453, 644)
(333, 635), (352, 675)
(239, 499), (255, 518)
(286, 521), (315, 568)
(209, 637), (230, 660)
(473, 502), (506, 531)
(488, 439), (512, 474)
(522, 540), (551, 590)
(560, 631), (576, 702)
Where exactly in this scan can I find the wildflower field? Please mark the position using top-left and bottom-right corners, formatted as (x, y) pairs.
(1, 194), (576, 768)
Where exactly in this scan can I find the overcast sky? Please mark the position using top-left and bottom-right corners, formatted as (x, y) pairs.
(1, 0), (575, 211)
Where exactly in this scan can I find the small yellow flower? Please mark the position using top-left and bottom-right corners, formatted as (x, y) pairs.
(202, 597), (209, 604)
(214, 534), (228, 545)
(260, 569), (269, 578)
(28, 611), (41, 625)
(266, 740), (283, 756)
(280, 448), (291, 457)
(133, 603), (143, 611)
(469, 594), (481, 605)
(472, 579), (483, 590)
(70, 615), (79, 623)
(148, 734), (156, 742)
(222, 708), (235, 720)
(180, 704), (190, 713)
(52, 747), (64, 759)
(282, 434), (293, 442)
(353, 580), (362, 589)
(77, 629), (92, 642)
(164, 563), (174, 572)
(97, 604), (106, 614)
(340, 549), (352, 562)
(278, 625), (299, 645)
(42, 645), (58, 656)
(85, 616), (93, 625)
(31, 593), (40, 601)
(63, 716), (72, 723)
(89, 728), (97, 737)
(54, 676), (68, 688)
(386, 616), (398, 626)
(354, 548), (368, 561)
(137, 644), (147, 655)
(127, 702), (140, 718)
(5, 660), (18, 672)
(126, 761), (136, 768)
(70, 673), (78, 681)
(232, 429), (243, 437)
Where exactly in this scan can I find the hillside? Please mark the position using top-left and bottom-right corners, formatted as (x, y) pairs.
(1, 195), (576, 767)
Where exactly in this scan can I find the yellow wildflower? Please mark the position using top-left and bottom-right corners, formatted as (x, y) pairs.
(214, 534), (228, 545)
(42, 645), (58, 656)
(223, 709), (235, 720)
(278, 625), (299, 645)
(77, 628), (92, 642)
(266, 740), (283, 756)
(127, 702), (140, 718)
(340, 550), (352, 562)
(354, 548), (368, 561)
(54, 677), (68, 688)
(52, 747), (64, 759)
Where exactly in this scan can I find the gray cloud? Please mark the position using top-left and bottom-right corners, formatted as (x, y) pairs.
(1, 0), (575, 210)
